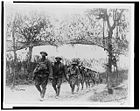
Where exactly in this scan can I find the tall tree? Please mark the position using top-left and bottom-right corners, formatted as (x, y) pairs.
(15, 13), (55, 75)
(60, 9), (129, 87)
(6, 13), (20, 88)
(86, 8), (129, 86)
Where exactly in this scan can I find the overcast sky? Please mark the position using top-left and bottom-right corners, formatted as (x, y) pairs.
(5, 3), (131, 21)
(14, 44), (129, 70)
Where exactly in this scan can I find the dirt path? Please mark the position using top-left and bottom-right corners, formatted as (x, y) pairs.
(4, 83), (127, 107)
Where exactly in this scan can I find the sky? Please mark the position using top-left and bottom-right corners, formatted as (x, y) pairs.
(14, 44), (129, 71)
(5, 3), (131, 21)
(16, 44), (108, 60)
(5, 3), (87, 21)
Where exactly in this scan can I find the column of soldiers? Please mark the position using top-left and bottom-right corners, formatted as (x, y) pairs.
(33, 51), (102, 101)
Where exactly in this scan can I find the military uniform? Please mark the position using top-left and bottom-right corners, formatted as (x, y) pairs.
(85, 68), (101, 86)
(68, 62), (81, 94)
(84, 68), (91, 88)
(33, 52), (53, 100)
(34, 58), (53, 84)
(52, 57), (66, 97)
(92, 71), (101, 85)
(78, 65), (86, 90)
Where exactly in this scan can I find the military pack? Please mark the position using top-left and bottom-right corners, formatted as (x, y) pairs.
(53, 62), (65, 77)
(33, 61), (48, 75)
(69, 66), (79, 75)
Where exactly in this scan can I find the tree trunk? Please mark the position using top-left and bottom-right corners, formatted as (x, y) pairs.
(107, 29), (113, 88)
(28, 46), (33, 63)
(115, 63), (119, 85)
(27, 46), (33, 79)
(108, 47), (113, 73)
(11, 25), (17, 89)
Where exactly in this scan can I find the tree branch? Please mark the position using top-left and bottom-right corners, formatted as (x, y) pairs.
(17, 26), (28, 40)
(112, 9), (124, 30)
(66, 40), (109, 52)
(106, 14), (111, 30)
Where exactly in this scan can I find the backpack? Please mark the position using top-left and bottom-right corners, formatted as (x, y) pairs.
(69, 66), (77, 75)
(38, 62), (48, 70)
(33, 62), (48, 75)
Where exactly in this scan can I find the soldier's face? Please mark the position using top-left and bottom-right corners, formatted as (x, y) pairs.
(56, 59), (60, 62)
(72, 64), (76, 67)
(41, 54), (45, 57)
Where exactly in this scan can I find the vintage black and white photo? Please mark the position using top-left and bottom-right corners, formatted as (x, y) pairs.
(3, 2), (134, 108)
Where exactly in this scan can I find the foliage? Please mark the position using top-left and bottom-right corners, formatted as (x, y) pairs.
(86, 8), (129, 55)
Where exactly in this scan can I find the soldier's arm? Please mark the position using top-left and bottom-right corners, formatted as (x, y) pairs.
(47, 60), (53, 78)
(63, 65), (67, 78)
(62, 64), (66, 75)
(32, 64), (39, 80)
(33, 64), (39, 74)
(76, 66), (80, 75)
(65, 66), (70, 81)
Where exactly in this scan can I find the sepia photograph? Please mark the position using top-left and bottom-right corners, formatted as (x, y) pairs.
(2, 1), (135, 109)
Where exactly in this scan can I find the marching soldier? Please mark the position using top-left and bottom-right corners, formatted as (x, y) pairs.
(67, 61), (81, 94)
(52, 57), (66, 97)
(78, 65), (86, 90)
(33, 51), (53, 101)
(84, 68), (91, 88)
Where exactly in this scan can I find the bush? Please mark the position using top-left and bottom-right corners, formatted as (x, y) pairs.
(99, 69), (128, 84)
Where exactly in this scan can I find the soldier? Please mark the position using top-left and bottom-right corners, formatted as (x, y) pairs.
(87, 69), (102, 86)
(84, 68), (91, 88)
(67, 61), (81, 94)
(52, 57), (66, 97)
(33, 51), (53, 101)
(78, 65), (85, 90)
(88, 69), (97, 86)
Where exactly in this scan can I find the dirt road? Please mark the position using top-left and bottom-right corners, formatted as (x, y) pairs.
(4, 83), (127, 108)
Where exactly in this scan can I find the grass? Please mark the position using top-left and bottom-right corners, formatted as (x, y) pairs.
(90, 69), (128, 102)
(100, 69), (128, 84)
(91, 87), (128, 102)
